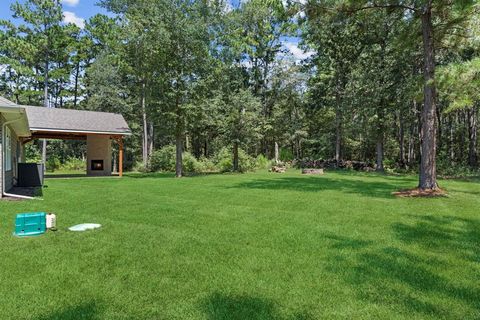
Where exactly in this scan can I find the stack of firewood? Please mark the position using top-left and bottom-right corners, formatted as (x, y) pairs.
(270, 166), (286, 173)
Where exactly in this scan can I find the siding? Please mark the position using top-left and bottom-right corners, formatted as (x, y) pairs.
(0, 115), (20, 195)
(0, 117), (2, 197)
(4, 127), (18, 191)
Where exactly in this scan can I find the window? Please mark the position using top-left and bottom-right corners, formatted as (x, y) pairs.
(5, 126), (11, 171)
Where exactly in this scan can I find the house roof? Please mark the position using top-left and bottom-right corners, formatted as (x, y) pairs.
(0, 96), (130, 137)
(0, 96), (17, 107)
(0, 97), (31, 137)
(24, 106), (131, 136)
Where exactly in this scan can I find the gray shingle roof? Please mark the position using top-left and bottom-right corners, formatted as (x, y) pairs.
(24, 106), (131, 135)
(0, 96), (17, 107)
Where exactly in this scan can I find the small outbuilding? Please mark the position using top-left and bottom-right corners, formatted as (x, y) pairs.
(0, 96), (131, 198)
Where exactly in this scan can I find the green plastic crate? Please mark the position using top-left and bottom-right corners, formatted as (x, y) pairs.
(14, 212), (46, 237)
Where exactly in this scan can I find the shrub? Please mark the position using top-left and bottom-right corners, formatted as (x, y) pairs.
(215, 147), (233, 172)
(148, 145), (209, 173)
(196, 157), (217, 173)
(132, 161), (148, 173)
(46, 156), (61, 172)
(214, 146), (256, 173)
(24, 144), (42, 163)
(239, 151), (256, 172)
(61, 157), (85, 171)
(436, 159), (480, 178)
(279, 148), (294, 162)
(148, 145), (176, 172)
(255, 154), (272, 170)
(182, 152), (199, 173)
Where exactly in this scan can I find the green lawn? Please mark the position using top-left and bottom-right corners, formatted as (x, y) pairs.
(0, 171), (479, 319)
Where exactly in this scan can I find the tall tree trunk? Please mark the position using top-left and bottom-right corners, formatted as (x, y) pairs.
(185, 134), (190, 153)
(419, 8), (438, 190)
(448, 115), (455, 162)
(148, 122), (154, 157)
(376, 134), (384, 172)
(459, 112), (466, 162)
(468, 108), (477, 168)
(113, 152), (117, 173)
(436, 102), (443, 152)
(335, 89), (342, 164)
(399, 111), (405, 166)
(42, 59), (49, 165)
(73, 61), (80, 108)
(233, 141), (239, 172)
(175, 93), (183, 178)
(274, 142), (279, 164)
(141, 80), (148, 168)
(375, 99), (385, 172)
(175, 132), (183, 177)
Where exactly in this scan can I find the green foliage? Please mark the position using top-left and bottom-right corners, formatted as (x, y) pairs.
(132, 161), (148, 173)
(437, 158), (480, 178)
(437, 58), (480, 112)
(214, 147), (233, 173)
(148, 145), (219, 173)
(24, 144), (42, 163)
(214, 146), (256, 173)
(196, 157), (217, 173)
(1, 0), (479, 181)
(46, 156), (61, 172)
(279, 148), (294, 162)
(255, 154), (272, 170)
(59, 158), (85, 171)
(148, 145), (177, 172)
(182, 152), (200, 173)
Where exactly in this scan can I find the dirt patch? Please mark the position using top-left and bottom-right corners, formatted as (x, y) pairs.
(393, 187), (448, 198)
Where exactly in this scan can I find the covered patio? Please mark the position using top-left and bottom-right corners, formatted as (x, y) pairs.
(0, 96), (130, 199)
(22, 106), (130, 177)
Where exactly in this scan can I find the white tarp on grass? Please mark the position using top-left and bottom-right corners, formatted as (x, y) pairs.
(68, 223), (101, 232)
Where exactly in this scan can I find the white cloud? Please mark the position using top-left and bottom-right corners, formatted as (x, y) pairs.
(63, 11), (85, 28)
(282, 0), (307, 6)
(283, 42), (314, 61)
(223, 1), (233, 12)
(62, 0), (80, 6)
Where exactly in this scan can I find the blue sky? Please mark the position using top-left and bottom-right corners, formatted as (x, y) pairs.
(0, 0), (311, 61)
(0, 0), (109, 28)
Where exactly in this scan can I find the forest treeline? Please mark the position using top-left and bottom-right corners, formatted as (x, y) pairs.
(0, 0), (479, 189)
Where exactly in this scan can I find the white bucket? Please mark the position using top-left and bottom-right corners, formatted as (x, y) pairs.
(46, 213), (56, 229)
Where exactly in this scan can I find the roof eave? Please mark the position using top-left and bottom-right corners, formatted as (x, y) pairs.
(30, 127), (132, 136)
(0, 106), (31, 137)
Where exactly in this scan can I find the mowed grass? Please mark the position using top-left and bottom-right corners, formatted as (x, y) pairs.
(0, 170), (479, 320)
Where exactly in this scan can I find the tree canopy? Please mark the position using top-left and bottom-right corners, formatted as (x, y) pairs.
(1, 0), (479, 188)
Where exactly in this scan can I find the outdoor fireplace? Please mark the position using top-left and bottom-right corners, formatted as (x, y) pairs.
(91, 160), (104, 171)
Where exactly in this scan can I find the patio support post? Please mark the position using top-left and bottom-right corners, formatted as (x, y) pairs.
(118, 136), (123, 177)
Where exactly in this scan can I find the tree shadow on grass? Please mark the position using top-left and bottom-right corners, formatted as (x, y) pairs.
(35, 302), (100, 320)
(393, 215), (480, 263)
(201, 292), (313, 320)
(230, 175), (410, 199)
(325, 234), (374, 250)
(324, 220), (480, 318)
(126, 172), (176, 179)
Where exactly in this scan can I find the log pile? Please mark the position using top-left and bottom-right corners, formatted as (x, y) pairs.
(270, 166), (286, 173)
(293, 159), (375, 172)
(302, 168), (324, 175)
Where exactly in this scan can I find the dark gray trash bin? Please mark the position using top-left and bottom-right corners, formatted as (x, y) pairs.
(17, 163), (44, 187)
